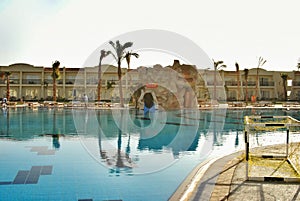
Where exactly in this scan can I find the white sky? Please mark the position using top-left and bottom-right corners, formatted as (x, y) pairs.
(0, 0), (300, 71)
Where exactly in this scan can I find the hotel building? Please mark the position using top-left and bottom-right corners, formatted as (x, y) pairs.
(0, 63), (299, 102)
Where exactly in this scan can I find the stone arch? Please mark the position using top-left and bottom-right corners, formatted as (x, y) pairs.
(138, 90), (158, 111)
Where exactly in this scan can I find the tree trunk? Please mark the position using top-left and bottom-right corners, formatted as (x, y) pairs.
(118, 59), (124, 107)
(255, 68), (259, 101)
(6, 76), (10, 100)
(283, 81), (287, 101)
(214, 68), (217, 101)
(53, 76), (56, 102)
(97, 61), (102, 102)
(245, 79), (248, 103)
(237, 70), (240, 101)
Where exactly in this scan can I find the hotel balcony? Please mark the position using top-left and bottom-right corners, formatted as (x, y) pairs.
(22, 79), (42, 84)
(43, 79), (64, 85)
(207, 81), (224, 86)
(260, 81), (274, 86)
(86, 80), (98, 85)
(242, 81), (256, 86)
(0, 79), (20, 84)
(225, 81), (239, 86)
(65, 79), (84, 85)
(86, 80), (106, 85)
(292, 81), (300, 86)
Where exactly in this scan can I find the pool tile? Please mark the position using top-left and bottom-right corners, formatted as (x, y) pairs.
(38, 150), (56, 155)
(2, 165), (53, 185)
(25, 166), (42, 184)
(0, 181), (12, 185)
(29, 146), (48, 152)
(27, 146), (56, 155)
(41, 165), (53, 175)
(12, 170), (29, 184)
(105, 200), (123, 201)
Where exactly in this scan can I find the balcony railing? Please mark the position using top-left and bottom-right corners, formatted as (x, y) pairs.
(66, 79), (84, 85)
(86, 80), (106, 85)
(10, 79), (20, 84)
(225, 81), (238, 86)
(44, 79), (53, 84)
(86, 80), (98, 85)
(292, 81), (300, 86)
(242, 81), (256, 86)
(207, 81), (224, 86)
(260, 81), (274, 86)
(22, 79), (41, 84)
(0, 79), (20, 84)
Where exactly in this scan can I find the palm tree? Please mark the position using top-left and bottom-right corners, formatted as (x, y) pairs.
(244, 68), (249, 104)
(235, 63), (241, 101)
(51, 61), (60, 102)
(1, 72), (12, 100)
(281, 73), (288, 101)
(124, 51), (139, 103)
(255, 57), (267, 101)
(124, 51), (139, 70)
(213, 60), (226, 101)
(108, 40), (134, 107)
(97, 50), (111, 102)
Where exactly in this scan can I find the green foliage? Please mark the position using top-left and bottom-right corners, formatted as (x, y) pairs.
(235, 62), (239, 71)
(51, 60), (61, 79)
(213, 59), (227, 70)
(281, 73), (288, 80)
(244, 68), (249, 80)
(109, 40), (133, 60)
(107, 81), (115, 89)
(124, 51), (139, 68)
(0, 71), (11, 79)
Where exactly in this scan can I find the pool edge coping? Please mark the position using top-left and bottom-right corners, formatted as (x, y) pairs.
(168, 151), (243, 201)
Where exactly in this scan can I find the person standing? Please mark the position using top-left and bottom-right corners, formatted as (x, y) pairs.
(2, 97), (7, 107)
(83, 94), (88, 108)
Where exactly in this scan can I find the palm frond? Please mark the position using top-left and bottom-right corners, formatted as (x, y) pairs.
(105, 50), (111, 57)
(214, 61), (222, 66)
(244, 68), (249, 78)
(280, 73), (288, 80)
(100, 49), (111, 62)
(235, 62), (239, 71)
(122, 42), (133, 50)
(4, 72), (11, 76)
(257, 57), (266, 68)
(130, 52), (139, 58)
(52, 60), (60, 69)
(116, 40), (121, 50)
(107, 50), (117, 61)
(220, 64), (226, 69)
(109, 41), (116, 51)
(0, 72), (10, 80)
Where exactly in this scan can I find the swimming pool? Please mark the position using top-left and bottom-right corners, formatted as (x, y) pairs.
(0, 108), (300, 201)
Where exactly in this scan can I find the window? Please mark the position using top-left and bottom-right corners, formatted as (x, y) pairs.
(261, 90), (270, 100)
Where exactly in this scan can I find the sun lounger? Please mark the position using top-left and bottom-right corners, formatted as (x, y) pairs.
(7, 102), (17, 108)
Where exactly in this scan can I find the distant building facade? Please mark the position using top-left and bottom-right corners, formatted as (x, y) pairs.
(0, 63), (299, 102)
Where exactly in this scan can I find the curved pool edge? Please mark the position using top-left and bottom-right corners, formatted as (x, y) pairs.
(169, 151), (243, 201)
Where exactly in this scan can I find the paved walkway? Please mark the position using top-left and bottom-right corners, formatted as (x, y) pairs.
(176, 143), (300, 201)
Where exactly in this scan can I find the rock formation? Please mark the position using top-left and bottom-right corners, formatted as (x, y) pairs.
(135, 60), (199, 110)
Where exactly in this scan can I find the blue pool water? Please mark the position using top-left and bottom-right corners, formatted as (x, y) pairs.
(0, 108), (300, 201)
